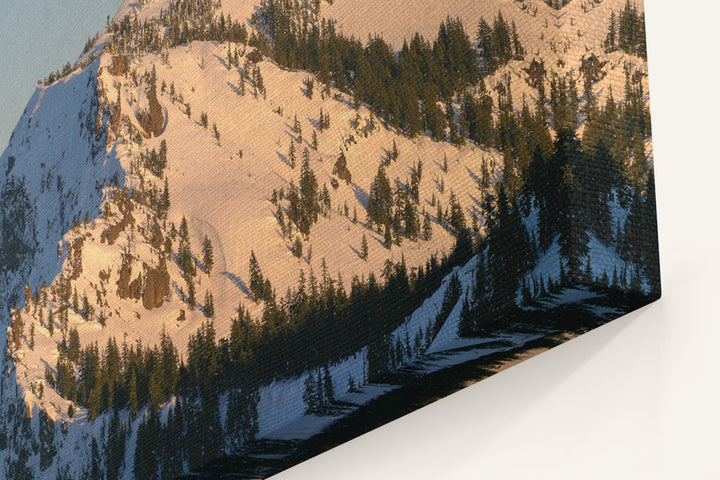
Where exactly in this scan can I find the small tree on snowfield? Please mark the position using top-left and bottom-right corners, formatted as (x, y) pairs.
(293, 236), (303, 258)
(289, 141), (296, 169)
(204, 291), (214, 318)
(248, 251), (264, 301)
(202, 236), (214, 275)
(213, 123), (221, 145)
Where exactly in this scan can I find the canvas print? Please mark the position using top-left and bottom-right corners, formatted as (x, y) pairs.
(0, 0), (659, 478)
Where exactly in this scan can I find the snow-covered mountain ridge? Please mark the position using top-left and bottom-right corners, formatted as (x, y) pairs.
(0, 0), (656, 478)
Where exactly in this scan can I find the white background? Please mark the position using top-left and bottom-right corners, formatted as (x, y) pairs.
(275, 2), (720, 479)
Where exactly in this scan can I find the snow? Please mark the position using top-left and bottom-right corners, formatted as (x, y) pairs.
(259, 328), (546, 443)
(0, 0), (653, 477)
(426, 258), (478, 353)
(336, 383), (398, 406)
(256, 350), (366, 437)
(417, 331), (546, 373)
(263, 414), (344, 441)
(531, 288), (599, 311)
(260, 383), (398, 441)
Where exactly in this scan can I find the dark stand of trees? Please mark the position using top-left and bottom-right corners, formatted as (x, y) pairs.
(604, 1), (648, 59)
(253, 0), (525, 141)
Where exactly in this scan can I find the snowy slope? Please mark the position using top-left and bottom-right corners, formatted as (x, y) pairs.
(0, 0), (652, 478)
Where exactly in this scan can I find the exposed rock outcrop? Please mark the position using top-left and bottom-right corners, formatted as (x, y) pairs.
(137, 69), (164, 138)
(116, 253), (170, 309)
(67, 236), (85, 280)
(110, 55), (129, 76)
(116, 254), (140, 300)
(142, 258), (170, 310)
(333, 153), (352, 185)
(103, 189), (135, 245)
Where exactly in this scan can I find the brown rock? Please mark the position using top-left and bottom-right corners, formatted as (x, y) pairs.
(69, 237), (85, 280)
(150, 221), (164, 250)
(333, 154), (352, 185)
(137, 77), (164, 138)
(110, 55), (128, 76)
(116, 254), (135, 300)
(142, 258), (170, 310)
(128, 273), (143, 301)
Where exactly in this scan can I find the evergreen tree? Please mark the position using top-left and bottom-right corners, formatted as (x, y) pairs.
(422, 90), (446, 141)
(293, 235), (303, 258)
(134, 411), (160, 480)
(605, 11), (618, 52)
(311, 129), (319, 150)
(186, 279), (196, 310)
(447, 191), (466, 234)
(288, 140), (296, 169)
(487, 184), (535, 313)
(298, 151), (319, 237)
(248, 251), (264, 301)
(204, 290), (214, 318)
(422, 211), (433, 240)
(68, 328), (81, 363)
(158, 177), (170, 219)
(90, 437), (103, 480)
(47, 309), (54, 336)
(623, 170), (660, 297)
(367, 164), (393, 230)
(202, 235), (214, 275)
(360, 234), (369, 260)
(457, 297), (473, 337)
(323, 365), (335, 404)
(302, 373), (318, 414)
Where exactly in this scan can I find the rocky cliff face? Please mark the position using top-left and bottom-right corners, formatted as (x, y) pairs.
(0, 55), (124, 479)
(142, 257), (170, 310)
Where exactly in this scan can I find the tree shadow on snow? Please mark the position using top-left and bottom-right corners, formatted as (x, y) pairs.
(221, 271), (251, 298)
(351, 183), (368, 209)
(348, 244), (365, 260)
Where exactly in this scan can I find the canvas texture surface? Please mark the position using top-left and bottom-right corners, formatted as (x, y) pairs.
(0, 0), (659, 478)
